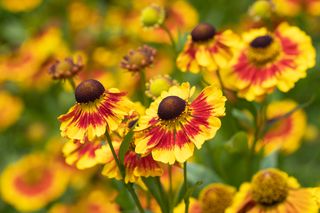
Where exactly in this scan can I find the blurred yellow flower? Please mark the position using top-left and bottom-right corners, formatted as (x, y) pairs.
(0, 0), (42, 12)
(272, 0), (320, 16)
(73, 189), (120, 213)
(199, 183), (236, 213)
(0, 153), (69, 212)
(0, 27), (69, 90)
(256, 100), (306, 155)
(49, 188), (120, 213)
(0, 91), (23, 131)
(226, 168), (320, 213)
(68, 1), (101, 31)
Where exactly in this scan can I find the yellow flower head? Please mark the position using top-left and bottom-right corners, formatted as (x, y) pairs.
(134, 82), (226, 164)
(199, 183), (236, 213)
(58, 79), (131, 141)
(226, 168), (320, 213)
(222, 22), (316, 101)
(256, 100), (306, 155)
(0, 153), (69, 212)
(177, 23), (240, 73)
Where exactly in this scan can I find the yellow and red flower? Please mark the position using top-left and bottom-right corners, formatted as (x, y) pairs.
(256, 100), (306, 155)
(176, 23), (239, 73)
(58, 79), (131, 141)
(222, 22), (315, 101)
(134, 82), (226, 164)
(100, 147), (163, 183)
(0, 153), (69, 212)
(226, 168), (320, 213)
(63, 136), (105, 170)
(0, 27), (69, 90)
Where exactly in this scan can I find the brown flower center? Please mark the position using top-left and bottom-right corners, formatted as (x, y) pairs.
(251, 170), (288, 205)
(75, 79), (105, 103)
(250, 35), (273, 48)
(191, 23), (216, 42)
(158, 96), (186, 120)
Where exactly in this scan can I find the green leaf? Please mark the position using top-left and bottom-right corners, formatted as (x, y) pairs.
(114, 181), (135, 211)
(187, 163), (222, 186)
(184, 181), (203, 199)
(232, 108), (254, 130)
(119, 129), (134, 164)
(224, 132), (249, 153)
(142, 177), (168, 213)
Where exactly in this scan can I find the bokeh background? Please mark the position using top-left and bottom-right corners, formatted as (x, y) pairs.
(1, 0), (320, 212)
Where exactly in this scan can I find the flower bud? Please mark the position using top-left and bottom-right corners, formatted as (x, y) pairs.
(140, 4), (165, 28)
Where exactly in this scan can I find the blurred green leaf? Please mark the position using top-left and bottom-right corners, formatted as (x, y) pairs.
(187, 163), (222, 185)
(224, 131), (249, 153)
(232, 108), (254, 130)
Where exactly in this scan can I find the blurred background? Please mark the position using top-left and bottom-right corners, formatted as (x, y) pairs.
(0, 0), (320, 212)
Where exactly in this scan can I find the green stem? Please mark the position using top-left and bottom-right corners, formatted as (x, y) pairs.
(184, 162), (189, 213)
(142, 177), (166, 213)
(105, 132), (145, 213)
(168, 165), (173, 213)
(216, 69), (225, 90)
(156, 177), (169, 213)
(126, 183), (146, 213)
(247, 103), (267, 179)
(161, 25), (177, 53)
(67, 78), (76, 91)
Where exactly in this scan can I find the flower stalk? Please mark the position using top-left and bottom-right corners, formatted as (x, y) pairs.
(105, 131), (145, 213)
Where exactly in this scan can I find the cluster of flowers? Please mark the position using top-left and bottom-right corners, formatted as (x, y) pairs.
(0, 0), (320, 212)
